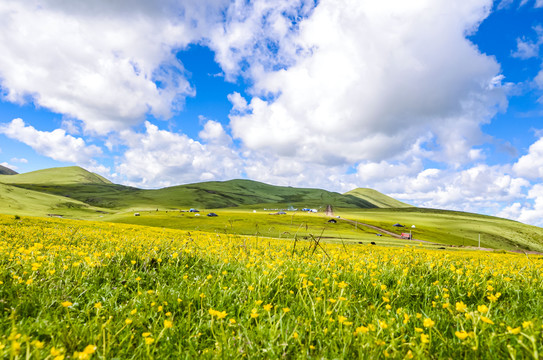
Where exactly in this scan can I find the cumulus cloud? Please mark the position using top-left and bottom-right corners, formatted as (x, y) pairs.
(513, 137), (543, 179)
(229, 0), (505, 167)
(0, 118), (102, 163)
(116, 122), (242, 188)
(0, 0), (228, 134)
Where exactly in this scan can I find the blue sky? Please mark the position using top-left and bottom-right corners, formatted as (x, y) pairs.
(1, 0), (543, 225)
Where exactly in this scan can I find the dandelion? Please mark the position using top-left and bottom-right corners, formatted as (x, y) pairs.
(61, 301), (73, 307)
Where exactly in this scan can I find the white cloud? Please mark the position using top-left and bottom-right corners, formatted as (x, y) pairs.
(116, 122), (242, 188)
(199, 119), (232, 146)
(513, 137), (543, 179)
(0, 1), (230, 134)
(0, 118), (102, 163)
(229, 0), (505, 167)
(10, 157), (27, 163)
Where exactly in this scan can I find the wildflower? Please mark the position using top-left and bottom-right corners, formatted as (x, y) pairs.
(125, 319), (133, 325)
(481, 316), (494, 325)
(455, 301), (467, 313)
(455, 330), (469, 340)
(61, 301), (73, 307)
(338, 316), (347, 324)
(420, 333), (430, 343)
(164, 320), (173, 328)
(423, 318), (435, 328)
(142, 332), (151, 338)
(145, 338), (155, 345)
(94, 302), (102, 309)
(229, 318), (236, 324)
(355, 325), (369, 335)
(263, 304), (273, 312)
(250, 309), (259, 318)
(130, 309), (137, 315)
(83, 345), (96, 354)
(248, 286), (255, 291)
(522, 321), (533, 329)
(338, 281), (348, 289)
(477, 304), (489, 313)
(31, 340), (45, 349)
(507, 326), (521, 334)
(293, 332), (299, 339)
(487, 293), (501, 302)
(283, 307), (290, 313)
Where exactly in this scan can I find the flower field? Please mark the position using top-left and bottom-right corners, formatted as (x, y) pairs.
(1, 214), (542, 359)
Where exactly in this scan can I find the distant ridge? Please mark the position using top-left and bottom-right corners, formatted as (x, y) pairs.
(0, 164), (18, 175)
(344, 188), (413, 208)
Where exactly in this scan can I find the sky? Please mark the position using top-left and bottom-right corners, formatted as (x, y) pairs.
(1, 0), (543, 226)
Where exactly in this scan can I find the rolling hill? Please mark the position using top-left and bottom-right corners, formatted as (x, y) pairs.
(1, 165), (543, 253)
(0, 164), (17, 175)
(345, 188), (413, 208)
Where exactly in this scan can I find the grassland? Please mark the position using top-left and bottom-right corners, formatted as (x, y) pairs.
(1, 166), (543, 253)
(1, 214), (542, 359)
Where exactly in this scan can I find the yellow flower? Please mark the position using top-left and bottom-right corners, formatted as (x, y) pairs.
(338, 281), (348, 289)
(477, 304), (489, 313)
(338, 316), (347, 324)
(248, 286), (255, 291)
(125, 319), (133, 325)
(229, 318), (236, 324)
(455, 301), (467, 313)
(507, 326), (521, 334)
(145, 337), (155, 345)
(293, 332), (299, 339)
(83, 345), (96, 354)
(283, 307), (290, 313)
(481, 316), (494, 325)
(142, 332), (151, 338)
(522, 321), (533, 329)
(164, 320), (173, 328)
(423, 318), (435, 328)
(355, 325), (369, 335)
(415, 327), (423, 333)
(31, 340), (45, 349)
(455, 330), (469, 340)
(420, 333), (429, 343)
(263, 304), (273, 312)
(61, 301), (73, 307)
(94, 302), (102, 309)
(130, 309), (137, 315)
(250, 309), (259, 318)
(51, 347), (63, 356)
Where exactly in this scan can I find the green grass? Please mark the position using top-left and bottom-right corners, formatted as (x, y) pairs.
(344, 188), (413, 208)
(1, 166), (543, 253)
(1, 214), (542, 359)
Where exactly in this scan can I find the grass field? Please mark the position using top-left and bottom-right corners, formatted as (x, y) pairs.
(1, 214), (542, 359)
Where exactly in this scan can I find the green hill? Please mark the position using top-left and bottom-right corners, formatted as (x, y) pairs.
(0, 164), (17, 175)
(0, 166), (111, 185)
(345, 188), (413, 208)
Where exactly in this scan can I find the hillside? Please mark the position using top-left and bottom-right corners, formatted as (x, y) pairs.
(0, 164), (17, 175)
(0, 166), (111, 185)
(345, 188), (413, 208)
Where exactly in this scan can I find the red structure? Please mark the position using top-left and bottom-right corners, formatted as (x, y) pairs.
(401, 233), (411, 239)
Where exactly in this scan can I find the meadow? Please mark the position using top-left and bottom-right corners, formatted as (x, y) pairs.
(1, 214), (542, 359)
